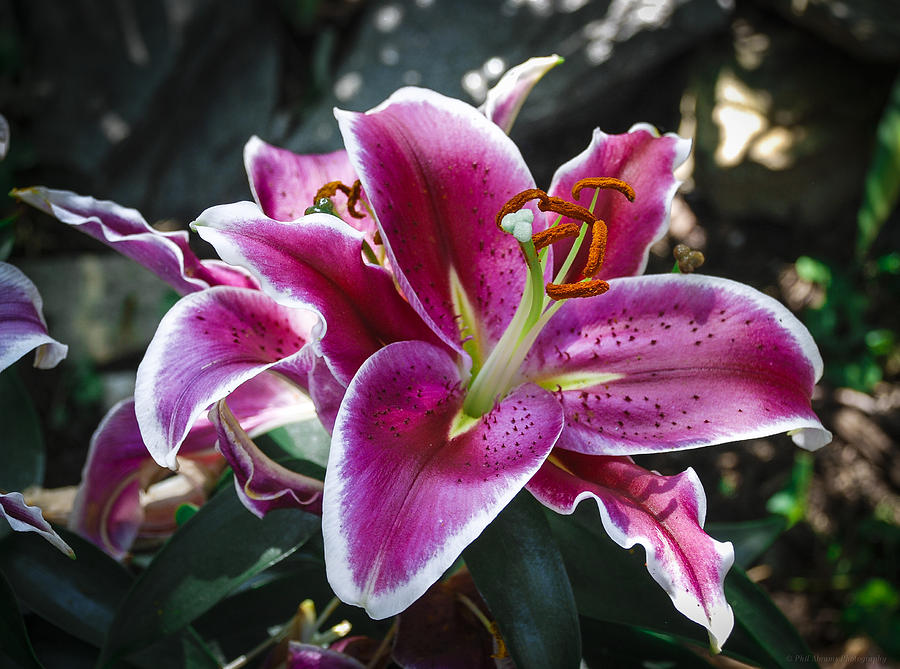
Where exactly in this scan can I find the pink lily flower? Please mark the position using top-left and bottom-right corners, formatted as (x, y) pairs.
(9, 188), (332, 557)
(1, 261), (72, 555)
(135, 57), (826, 650)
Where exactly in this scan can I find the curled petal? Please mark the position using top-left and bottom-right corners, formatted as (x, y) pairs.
(521, 274), (831, 454)
(244, 136), (376, 239)
(337, 88), (539, 364)
(479, 55), (563, 133)
(11, 187), (255, 294)
(135, 286), (318, 469)
(0, 262), (67, 371)
(1, 491), (74, 557)
(70, 375), (310, 558)
(323, 341), (563, 619)
(527, 451), (734, 650)
(193, 205), (438, 384)
(211, 399), (323, 517)
(547, 124), (691, 281)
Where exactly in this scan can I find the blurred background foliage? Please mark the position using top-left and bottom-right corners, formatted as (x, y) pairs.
(1, 0), (899, 665)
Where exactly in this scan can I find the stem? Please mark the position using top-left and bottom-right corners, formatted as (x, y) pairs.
(366, 619), (398, 669)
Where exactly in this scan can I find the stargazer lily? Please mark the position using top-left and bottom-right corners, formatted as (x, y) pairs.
(130, 57), (829, 651)
(0, 261), (72, 556)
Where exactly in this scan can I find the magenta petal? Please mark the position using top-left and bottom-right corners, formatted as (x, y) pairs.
(211, 399), (323, 517)
(479, 55), (563, 133)
(70, 375), (309, 558)
(135, 285), (318, 469)
(1, 491), (74, 557)
(527, 450), (734, 650)
(337, 88), (539, 362)
(244, 136), (376, 239)
(11, 187), (254, 294)
(0, 262), (67, 371)
(193, 204), (439, 384)
(521, 274), (831, 454)
(323, 341), (563, 619)
(547, 124), (691, 281)
(286, 642), (366, 669)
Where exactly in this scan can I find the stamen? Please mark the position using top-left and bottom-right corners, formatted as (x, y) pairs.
(572, 177), (635, 202)
(546, 279), (610, 299)
(531, 221), (580, 251)
(313, 180), (366, 219)
(581, 218), (608, 277)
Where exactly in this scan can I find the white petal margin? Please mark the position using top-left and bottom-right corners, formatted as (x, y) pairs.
(479, 55), (563, 134)
(0, 262), (68, 371)
(1, 491), (75, 557)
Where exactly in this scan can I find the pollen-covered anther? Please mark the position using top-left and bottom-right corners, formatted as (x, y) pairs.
(313, 180), (366, 219)
(572, 177), (636, 203)
(581, 218), (608, 277)
(546, 279), (610, 300)
(531, 222), (580, 251)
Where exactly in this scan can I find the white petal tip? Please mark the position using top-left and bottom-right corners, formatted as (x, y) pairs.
(790, 426), (833, 451)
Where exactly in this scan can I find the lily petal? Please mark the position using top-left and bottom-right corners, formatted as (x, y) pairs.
(286, 642), (366, 669)
(211, 399), (323, 517)
(527, 450), (734, 651)
(135, 285), (319, 469)
(479, 55), (563, 134)
(70, 374), (309, 559)
(1, 491), (74, 557)
(521, 274), (831, 454)
(336, 88), (539, 364)
(547, 124), (691, 281)
(323, 340), (563, 619)
(192, 205), (438, 384)
(0, 262), (67, 371)
(244, 136), (376, 239)
(11, 187), (255, 294)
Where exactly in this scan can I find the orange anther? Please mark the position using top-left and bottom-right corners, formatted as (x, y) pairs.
(572, 177), (635, 203)
(545, 279), (610, 299)
(314, 180), (366, 219)
(581, 218), (608, 277)
(531, 222), (580, 251)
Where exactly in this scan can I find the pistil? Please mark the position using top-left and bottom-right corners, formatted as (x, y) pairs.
(462, 177), (636, 418)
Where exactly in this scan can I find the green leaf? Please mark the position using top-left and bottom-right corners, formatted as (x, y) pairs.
(464, 491), (581, 669)
(708, 516), (787, 568)
(98, 485), (320, 667)
(545, 506), (793, 667)
(725, 567), (818, 669)
(857, 73), (900, 260)
(0, 527), (131, 648)
(766, 452), (814, 527)
(0, 568), (44, 669)
(0, 367), (45, 491)
(579, 617), (715, 669)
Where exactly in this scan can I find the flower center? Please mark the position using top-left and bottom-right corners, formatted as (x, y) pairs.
(461, 177), (635, 417)
(305, 180), (366, 219)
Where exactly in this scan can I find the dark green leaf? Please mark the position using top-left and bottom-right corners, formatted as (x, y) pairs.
(0, 367), (45, 491)
(98, 485), (320, 666)
(464, 491), (581, 669)
(708, 516), (787, 568)
(725, 567), (818, 669)
(0, 568), (44, 669)
(0, 527), (131, 648)
(857, 73), (900, 260)
(546, 506), (792, 667)
(580, 617), (715, 669)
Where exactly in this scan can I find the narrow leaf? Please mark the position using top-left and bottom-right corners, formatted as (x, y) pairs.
(0, 568), (45, 669)
(0, 368), (45, 491)
(99, 485), (319, 666)
(857, 74), (900, 259)
(725, 567), (819, 669)
(0, 527), (131, 648)
(707, 516), (787, 568)
(464, 491), (581, 669)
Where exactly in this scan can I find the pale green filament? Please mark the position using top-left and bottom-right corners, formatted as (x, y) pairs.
(461, 188), (602, 418)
